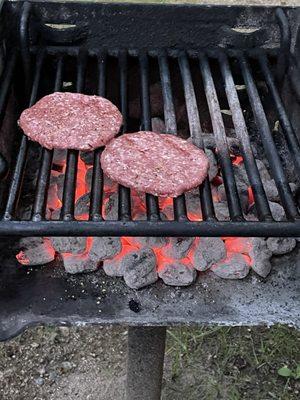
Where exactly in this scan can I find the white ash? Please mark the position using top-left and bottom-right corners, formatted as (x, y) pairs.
(47, 181), (59, 212)
(17, 237), (55, 266)
(248, 238), (272, 278)
(266, 182), (296, 203)
(89, 237), (122, 262)
(130, 236), (168, 248)
(211, 185), (219, 202)
(50, 237), (87, 255)
(50, 207), (61, 221)
(266, 238), (297, 255)
(49, 173), (58, 185)
(56, 173), (65, 202)
(231, 160), (297, 205)
(211, 253), (250, 279)
(80, 150), (94, 166)
(151, 117), (166, 133)
(263, 180), (279, 202)
(255, 159), (271, 181)
(53, 149), (67, 166)
(185, 188), (202, 220)
(17, 205), (32, 220)
(233, 163), (249, 187)
(187, 135), (241, 156)
(268, 201), (286, 221)
(102, 257), (124, 277)
(230, 162), (279, 208)
(250, 201), (286, 222)
(158, 261), (196, 286)
(193, 237), (226, 271)
(214, 202), (230, 221)
(261, 181), (296, 204)
(62, 253), (99, 274)
(160, 206), (174, 221)
(162, 237), (194, 259)
(104, 175), (118, 190)
(123, 248), (158, 289)
(104, 192), (118, 220)
(205, 149), (218, 181)
(75, 193), (90, 217)
(217, 183), (249, 213)
(85, 167), (93, 192)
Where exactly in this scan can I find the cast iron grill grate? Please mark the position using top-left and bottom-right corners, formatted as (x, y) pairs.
(0, 3), (299, 237)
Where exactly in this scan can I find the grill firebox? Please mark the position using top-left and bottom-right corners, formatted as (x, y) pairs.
(0, 0), (298, 363)
(0, 3), (299, 398)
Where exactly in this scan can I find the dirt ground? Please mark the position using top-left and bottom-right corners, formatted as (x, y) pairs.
(0, 266), (298, 399)
(0, 325), (299, 400)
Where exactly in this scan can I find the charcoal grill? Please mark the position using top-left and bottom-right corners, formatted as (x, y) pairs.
(0, 2), (299, 399)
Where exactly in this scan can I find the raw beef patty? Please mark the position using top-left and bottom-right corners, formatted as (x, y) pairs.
(19, 92), (122, 150)
(101, 131), (209, 197)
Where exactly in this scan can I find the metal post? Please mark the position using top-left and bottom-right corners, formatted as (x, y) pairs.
(126, 326), (166, 400)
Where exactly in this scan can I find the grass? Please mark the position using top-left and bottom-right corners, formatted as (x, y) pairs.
(165, 325), (300, 400)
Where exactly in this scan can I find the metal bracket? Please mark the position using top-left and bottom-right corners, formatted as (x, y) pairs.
(126, 327), (166, 400)
(275, 8), (292, 87)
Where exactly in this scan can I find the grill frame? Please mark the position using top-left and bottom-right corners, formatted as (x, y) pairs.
(0, 1), (299, 237)
(0, 240), (299, 341)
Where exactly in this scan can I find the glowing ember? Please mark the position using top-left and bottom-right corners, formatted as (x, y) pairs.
(16, 250), (30, 265)
(47, 183), (62, 210)
(225, 251), (251, 265)
(75, 158), (88, 201)
(15, 143), (264, 283)
(43, 148), (255, 276)
(248, 187), (255, 207)
(187, 212), (202, 222)
(232, 155), (243, 166)
(224, 237), (252, 254)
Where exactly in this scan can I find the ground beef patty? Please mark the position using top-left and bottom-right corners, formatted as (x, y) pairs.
(19, 92), (122, 151)
(101, 131), (209, 198)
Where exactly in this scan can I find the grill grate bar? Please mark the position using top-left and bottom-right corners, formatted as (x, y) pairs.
(118, 51), (132, 221)
(0, 220), (299, 237)
(60, 52), (87, 221)
(20, 2), (32, 98)
(258, 53), (300, 177)
(89, 52), (106, 221)
(178, 53), (216, 221)
(239, 55), (299, 220)
(158, 54), (187, 221)
(218, 53), (272, 221)
(31, 56), (64, 221)
(3, 51), (45, 221)
(139, 53), (160, 221)
(199, 53), (244, 221)
(0, 49), (18, 124)
(0, 49), (18, 179)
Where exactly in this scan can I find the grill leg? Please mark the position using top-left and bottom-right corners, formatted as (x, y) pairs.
(126, 326), (166, 400)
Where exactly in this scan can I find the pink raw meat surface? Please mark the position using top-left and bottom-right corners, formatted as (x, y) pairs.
(19, 92), (122, 151)
(101, 131), (209, 198)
